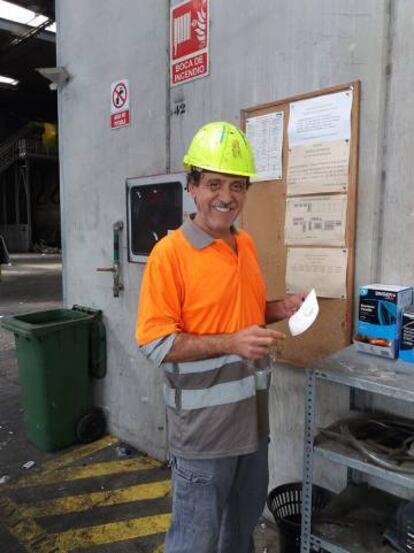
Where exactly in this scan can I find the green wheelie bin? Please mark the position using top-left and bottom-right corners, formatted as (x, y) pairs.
(1, 305), (106, 452)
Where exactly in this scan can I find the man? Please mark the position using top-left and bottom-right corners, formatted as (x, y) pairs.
(136, 121), (304, 553)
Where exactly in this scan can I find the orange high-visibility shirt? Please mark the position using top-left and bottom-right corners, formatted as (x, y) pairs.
(136, 219), (266, 345)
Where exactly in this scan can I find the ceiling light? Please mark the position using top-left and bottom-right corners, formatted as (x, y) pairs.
(0, 0), (55, 32)
(0, 74), (18, 86)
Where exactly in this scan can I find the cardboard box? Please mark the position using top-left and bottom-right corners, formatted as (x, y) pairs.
(353, 334), (396, 359)
(399, 306), (414, 364)
(356, 284), (413, 359)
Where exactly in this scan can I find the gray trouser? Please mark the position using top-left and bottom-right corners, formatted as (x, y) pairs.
(164, 438), (269, 553)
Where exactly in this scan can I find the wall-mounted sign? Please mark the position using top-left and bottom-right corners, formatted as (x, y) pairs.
(110, 79), (130, 129)
(170, 0), (209, 86)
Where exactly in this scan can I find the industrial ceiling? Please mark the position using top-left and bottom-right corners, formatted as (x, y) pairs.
(0, 0), (56, 124)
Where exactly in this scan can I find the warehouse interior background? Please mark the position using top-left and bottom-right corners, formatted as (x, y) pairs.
(0, 0), (58, 254)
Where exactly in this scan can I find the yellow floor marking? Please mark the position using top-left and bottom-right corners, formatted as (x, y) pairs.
(23, 480), (171, 517)
(14, 456), (163, 488)
(0, 493), (65, 553)
(38, 436), (119, 472)
(54, 513), (171, 550)
(7, 435), (119, 490)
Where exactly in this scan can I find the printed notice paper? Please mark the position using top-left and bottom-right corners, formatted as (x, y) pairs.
(286, 247), (348, 298)
(287, 140), (350, 194)
(285, 195), (347, 246)
(288, 90), (352, 147)
(246, 112), (283, 181)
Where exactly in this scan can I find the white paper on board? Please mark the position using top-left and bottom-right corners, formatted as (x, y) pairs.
(288, 90), (352, 147)
(288, 289), (319, 336)
(287, 140), (350, 195)
(285, 195), (347, 246)
(286, 247), (348, 298)
(246, 112), (284, 181)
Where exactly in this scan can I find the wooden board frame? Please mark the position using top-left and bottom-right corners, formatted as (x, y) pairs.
(241, 81), (360, 367)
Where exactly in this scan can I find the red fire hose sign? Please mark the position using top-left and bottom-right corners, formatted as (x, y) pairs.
(170, 0), (209, 86)
(110, 79), (130, 129)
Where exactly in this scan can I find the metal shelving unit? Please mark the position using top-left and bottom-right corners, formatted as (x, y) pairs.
(300, 345), (414, 553)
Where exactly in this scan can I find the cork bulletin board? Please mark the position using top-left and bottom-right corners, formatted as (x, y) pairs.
(241, 81), (360, 368)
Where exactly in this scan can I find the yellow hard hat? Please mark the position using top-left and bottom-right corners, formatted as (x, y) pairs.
(183, 121), (256, 177)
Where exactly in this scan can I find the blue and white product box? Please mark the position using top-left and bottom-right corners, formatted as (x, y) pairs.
(354, 284), (413, 359)
(399, 306), (414, 364)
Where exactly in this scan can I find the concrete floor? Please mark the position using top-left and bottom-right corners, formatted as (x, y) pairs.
(0, 254), (280, 553)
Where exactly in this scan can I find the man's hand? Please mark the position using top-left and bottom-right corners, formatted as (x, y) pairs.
(228, 325), (286, 360)
(165, 325), (286, 363)
(265, 291), (307, 323)
(279, 291), (307, 318)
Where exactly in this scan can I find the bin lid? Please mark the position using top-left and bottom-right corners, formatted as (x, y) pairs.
(1, 308), (96, 337)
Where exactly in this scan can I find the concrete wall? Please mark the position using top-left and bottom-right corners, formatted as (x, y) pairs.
(57, 0), (170, 460)
(57, 0), (414, 491)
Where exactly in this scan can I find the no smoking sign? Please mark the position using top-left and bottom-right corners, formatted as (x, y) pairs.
(110, 79), (130, 129)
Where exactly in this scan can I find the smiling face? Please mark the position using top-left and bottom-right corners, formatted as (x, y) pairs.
(188, 171), (248, 238)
